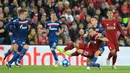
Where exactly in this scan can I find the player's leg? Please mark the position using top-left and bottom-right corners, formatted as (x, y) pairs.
(16, 44), (28, 66)
(56, 43), (74, 54)
(6, 44), (19, 70)
(77, 49), (93, 57)
(3, 37), (17, 60)
(112, 44), (119, 69)
(3, 44), (15, 60)
(50, 41), (59, 67)
(87, 50), (102, 70)
(70, 51), (80, 56)
(106, 42), (116, 66)
(56, 39), (81, 54)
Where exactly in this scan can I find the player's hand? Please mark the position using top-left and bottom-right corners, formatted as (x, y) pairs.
(97, 33), (102, 37)
(9, 32), (13, 36)
(124, 36), (128, 40)
(56, 32), (60, 36)
(83, 34), (88, 38)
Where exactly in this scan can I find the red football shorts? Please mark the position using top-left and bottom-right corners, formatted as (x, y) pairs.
(78, 43), (88, 50)
(106, 41), (119, 51)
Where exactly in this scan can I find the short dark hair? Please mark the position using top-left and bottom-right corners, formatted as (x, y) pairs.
(19, 9), (27, 15)
(92, 16), (98, 21)
(89, 27), (96, 31)
(107, 9), (113, 13)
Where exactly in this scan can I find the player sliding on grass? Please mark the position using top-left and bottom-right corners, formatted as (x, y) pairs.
(57, 27), (108, 70)
(102, 9), (128, 69)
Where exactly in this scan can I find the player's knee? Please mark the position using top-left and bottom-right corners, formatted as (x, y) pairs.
(77, 49), (83, 54)
(94, 50), (101, 57)
(111, 49), (116, 54)
(23, 44), (29, 50)
(13, 44), (18, 50)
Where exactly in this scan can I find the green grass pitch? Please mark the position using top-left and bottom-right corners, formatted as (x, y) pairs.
(0, 66), (130, 73)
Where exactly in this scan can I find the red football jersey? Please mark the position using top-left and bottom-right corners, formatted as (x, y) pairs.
(88, 34), (102, 51)
(102, 19), (126, 44)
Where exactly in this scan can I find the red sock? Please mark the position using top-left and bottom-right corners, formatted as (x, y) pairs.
(112, 53), (117, 66)
(64, 43), (74, 51)
(107, 52), (113, 60)
(71, 51), (80, 56)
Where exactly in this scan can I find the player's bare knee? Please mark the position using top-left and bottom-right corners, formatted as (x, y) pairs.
(13, 44), (18, 50)
(23, 44), (29, 50)
(111, 49), (116, 54)
(10, 45), (15, 51)
(94, 50), (101, 57)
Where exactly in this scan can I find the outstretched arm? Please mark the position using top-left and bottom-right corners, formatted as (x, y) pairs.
(97, 37), (108, 42)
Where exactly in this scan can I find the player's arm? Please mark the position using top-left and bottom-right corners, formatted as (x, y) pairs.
(56, 27), (63, 35)
(99, 27), (106, 36)
(84, 29), (89, 38)
(4, 20), (14, 32)
(116, 20), (127, 39)
(56, 23), (63, 36)
(96, 36), (108, 42)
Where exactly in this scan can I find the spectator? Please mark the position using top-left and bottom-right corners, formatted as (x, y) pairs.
(118, 38), (125, 46)
(64, 9), (74, 22)
(75, 15), (83, 26)
(0, 7), (4, 21)
(3, 0), (9, 7)
(21, 1), (27, 9)
(95, 8), (102, 23)
(37, 0), (43, 12)
(69, 21), (79, 42)
(63, 1), (70, 12)
(38, 7), (45, 21)
(28, 28), (37, 44)
(87, 2), (95, 17)
(61, 22), (69, 43)
(54, 1), (64, 18)
(0, 21), (7, 44)
(37, 24), (48, 44)
(80, 8), (87, 21)
(40, 13), (47, 28)
(4, 7), (11, 22)
(78, 29), (85, 43)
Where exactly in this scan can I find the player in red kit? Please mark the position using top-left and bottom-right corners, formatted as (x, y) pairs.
(77, 27), (108, 70)
(102, 9), (128, 69)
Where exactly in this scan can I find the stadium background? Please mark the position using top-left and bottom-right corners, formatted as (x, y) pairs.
(0, 0), (130, 46)
(0, 0), (130, 73)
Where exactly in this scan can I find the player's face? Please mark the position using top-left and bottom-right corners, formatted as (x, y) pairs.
(23, 12), (28, 19)
(91, 18), (97, 25)
(107, 11), (113, 18)
(51, 14), (56, 20)
(88, 29), (96, 37)
(20, 12), (28, 20)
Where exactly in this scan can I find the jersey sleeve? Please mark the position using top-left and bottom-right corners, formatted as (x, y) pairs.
(99, 27), (106, 36)
(116, 20), (126, 37)
(101, 20), (105, 29)
(4, 21), (13, 32)
(30, 22), (37, 28)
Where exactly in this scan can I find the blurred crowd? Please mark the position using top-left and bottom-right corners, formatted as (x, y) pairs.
(0, 0), (130, 46)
